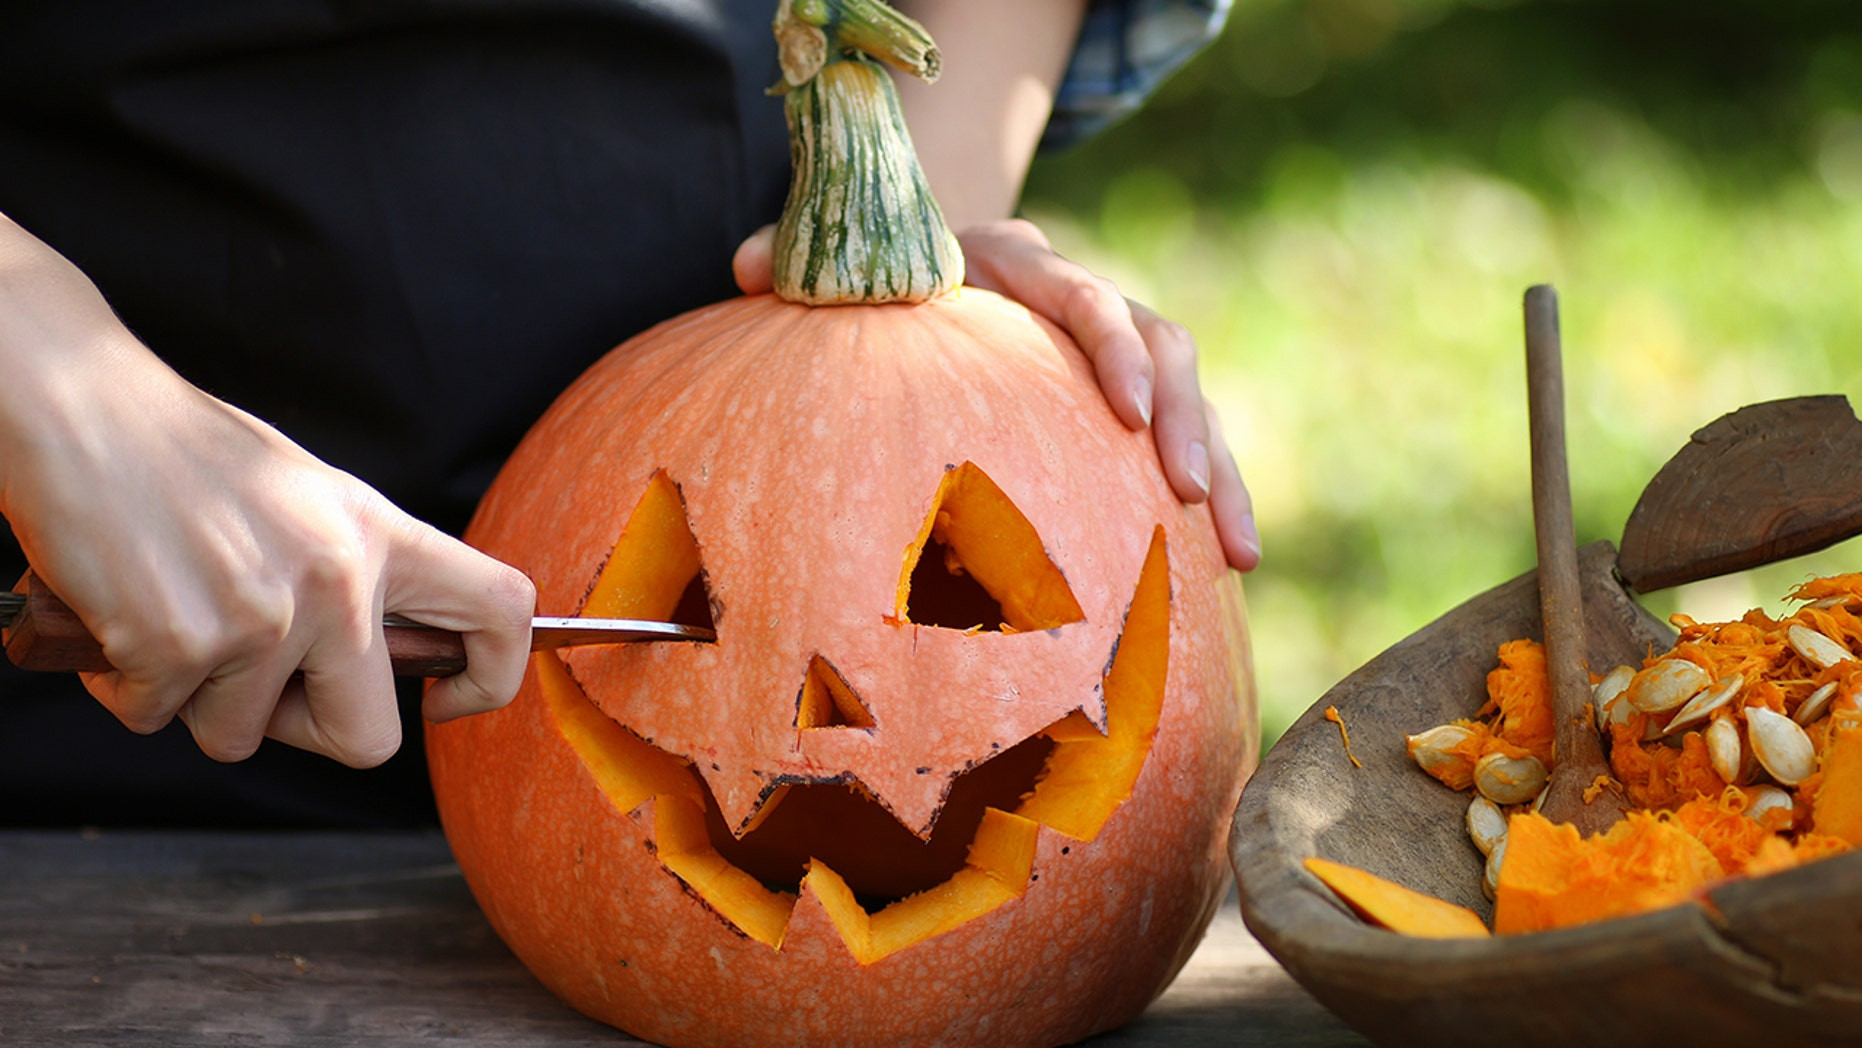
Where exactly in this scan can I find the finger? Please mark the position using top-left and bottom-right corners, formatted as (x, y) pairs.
(1203, 402), (1261, 572)
(377, 521), (535, 725)
(961, 221), (1153, 431)
(80, 669), (193, 736)
(77, 613), (227, 736)
(263, 654), (402, 770)
(733, 224), (776, 296)
(262, 602), (403, 768)
(176, 654), (304, 764)
(160, 588), (304, 762)
(1133, 300), (1213, 504)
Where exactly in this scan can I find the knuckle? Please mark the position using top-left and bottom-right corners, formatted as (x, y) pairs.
(1152, 318), (1196, 355)
(116, 705), (176, 735)
(488, 567), (538, 629)
(1063, 276), (1122, 327)
(299, 538), (371, 596)
(998, 217), (1045, 244)
(196, 728), (263, 764)
(333, 727), (402, 770)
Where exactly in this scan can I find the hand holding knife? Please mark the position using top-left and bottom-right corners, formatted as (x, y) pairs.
(1, 571), (713, 677)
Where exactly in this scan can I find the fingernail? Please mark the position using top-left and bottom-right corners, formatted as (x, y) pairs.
(1132, 377), (1153, 428)
(1186, 441), (1210, 497)
(1241, 513), (1261, 559)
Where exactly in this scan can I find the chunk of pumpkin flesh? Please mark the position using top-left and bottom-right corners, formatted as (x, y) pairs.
(1302, 857), (1490, 939)
(584, 470), (700, 620)
(1813, 716), (1862, 846)
(898, 462), (1084, 632)
(537, 519), (1171, 963)
(1492, 811), (1723, 935)
(538, 650), (793, 948)
(807, 808), (1040, 965)
(1016, 526), (1168, 842)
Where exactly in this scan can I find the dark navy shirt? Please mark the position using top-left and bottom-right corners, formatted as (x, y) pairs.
(0, 1), (791, 826)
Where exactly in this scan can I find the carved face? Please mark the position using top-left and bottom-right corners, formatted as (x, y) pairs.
(429, 292), (1255, 1047)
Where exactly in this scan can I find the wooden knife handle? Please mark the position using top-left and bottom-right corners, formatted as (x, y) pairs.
(4, 573), (470, 678)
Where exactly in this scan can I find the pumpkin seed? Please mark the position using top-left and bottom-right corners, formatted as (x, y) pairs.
(1794, 681), (1840, 726)
(1706, 716), (1743, 784)
(1473, 751), (1548, 806)
(1592, 665), (1636, 732)
(1483, 836), (1506, 902)
(1466, 795), (1507, 857)
(1627, 658), (1711, 714)
(1745, 784), (1795, 826)
(1809, 595), (1859, 610)
(1787, 624), (1855, 670)
(1663, 674), (1743, 736)
(1745, 705), (1816, 786)
(1406, 724), (1476, 778)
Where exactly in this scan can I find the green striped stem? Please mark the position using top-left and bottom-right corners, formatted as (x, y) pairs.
(770, 0), (963, 305)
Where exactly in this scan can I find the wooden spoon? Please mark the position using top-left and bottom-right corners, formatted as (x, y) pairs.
(1524, 285), (1627, 835)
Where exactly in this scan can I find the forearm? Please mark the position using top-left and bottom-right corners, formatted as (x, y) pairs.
(892, 0), (1088, 230)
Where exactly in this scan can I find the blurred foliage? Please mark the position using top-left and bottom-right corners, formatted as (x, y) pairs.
(1022, 0), (1862, 754)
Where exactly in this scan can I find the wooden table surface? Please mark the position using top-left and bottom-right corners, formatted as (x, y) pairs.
(0, 830), (1367, 1046)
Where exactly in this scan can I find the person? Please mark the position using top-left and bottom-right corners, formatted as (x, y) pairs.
(0, 0), (1256, 826)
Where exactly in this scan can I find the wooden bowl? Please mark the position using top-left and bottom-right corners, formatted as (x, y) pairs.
(1231, 397), (1862, 1047)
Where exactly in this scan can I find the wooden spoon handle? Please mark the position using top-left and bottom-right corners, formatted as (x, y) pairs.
(1526, 286), (1621, 833)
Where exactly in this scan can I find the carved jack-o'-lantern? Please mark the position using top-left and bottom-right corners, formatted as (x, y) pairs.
(426, 5), (1256, 1045)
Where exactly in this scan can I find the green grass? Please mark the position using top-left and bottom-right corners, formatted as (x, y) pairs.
(1022, 1), (1862, 755)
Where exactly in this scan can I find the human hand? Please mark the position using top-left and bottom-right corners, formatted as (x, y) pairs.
(0, 214), (536, 767)
(733, 219), (1260, 572)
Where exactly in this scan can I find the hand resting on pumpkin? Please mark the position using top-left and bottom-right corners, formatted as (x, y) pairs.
(0, 212), (536, 768)
(732, 219), (1259, 574)
(733, 0), (1261, 574)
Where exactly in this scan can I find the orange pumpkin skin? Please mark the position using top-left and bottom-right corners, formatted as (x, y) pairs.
(427, 289), (1257, 1046)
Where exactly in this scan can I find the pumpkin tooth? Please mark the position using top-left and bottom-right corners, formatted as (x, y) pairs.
(1466, 795), (1507, 858)
(1794, 681), (1840, 726)
(1627, 658), (1710, 714)
(1591, 665), (1636, 732)
(1662, 674), (1743, 736)
(1706, 716), (1743, 784)
(1745, 705), (1816, 786)
(1787, 624), (1855, 670)
(1473, 751), (1547, 806)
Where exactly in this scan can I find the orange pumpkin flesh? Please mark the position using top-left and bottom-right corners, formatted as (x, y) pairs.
(427, 292), (1254, 1045)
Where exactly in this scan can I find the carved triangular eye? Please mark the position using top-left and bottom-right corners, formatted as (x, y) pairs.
(795, 655), (875, 730)
(582, 470), (716, 630)
(898, 463), (1084, 632)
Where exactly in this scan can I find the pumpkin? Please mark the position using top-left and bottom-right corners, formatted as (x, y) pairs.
(424, 2), (1256, 1045)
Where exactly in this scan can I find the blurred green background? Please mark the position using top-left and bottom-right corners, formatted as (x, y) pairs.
(1021, 0), (1862, 754)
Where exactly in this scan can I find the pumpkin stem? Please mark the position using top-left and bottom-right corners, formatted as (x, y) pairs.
(770, 0), (963, 305)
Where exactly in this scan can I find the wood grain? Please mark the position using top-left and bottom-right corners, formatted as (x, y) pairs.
(1618, 395), (1862, 593)
(0, 830), (1365, 1047)
(1524, 285), (1624, 835)
(1232, 541), (1862, 1046)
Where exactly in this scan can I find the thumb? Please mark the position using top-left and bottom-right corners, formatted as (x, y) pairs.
(732, 224), (776, 295)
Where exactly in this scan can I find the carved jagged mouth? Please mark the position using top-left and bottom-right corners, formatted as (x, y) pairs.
(539, 464), (1169, 963)
(541, 524), (1168, 964)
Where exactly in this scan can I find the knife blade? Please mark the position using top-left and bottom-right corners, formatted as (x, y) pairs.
(1, 577), (712, 677)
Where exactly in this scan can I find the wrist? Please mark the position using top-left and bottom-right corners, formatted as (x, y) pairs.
(0, 215), (163, 505)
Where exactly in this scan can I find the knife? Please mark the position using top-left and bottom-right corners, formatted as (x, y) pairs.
(0, 574), (713, 677)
